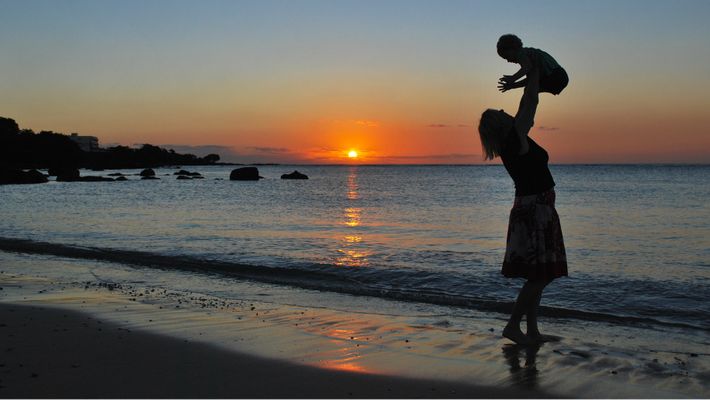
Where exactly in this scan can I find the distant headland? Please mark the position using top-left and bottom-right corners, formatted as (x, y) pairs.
(0, 116), (227, 170)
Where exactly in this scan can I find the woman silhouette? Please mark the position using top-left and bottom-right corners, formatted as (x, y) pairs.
(478, 66), (568, 345)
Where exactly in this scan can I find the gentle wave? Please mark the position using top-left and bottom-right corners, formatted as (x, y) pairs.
(1, 236), (706, 333)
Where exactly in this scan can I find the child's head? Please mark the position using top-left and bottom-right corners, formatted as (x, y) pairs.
(497, 34), (523, 62)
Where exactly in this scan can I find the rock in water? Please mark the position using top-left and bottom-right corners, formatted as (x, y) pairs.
(0, 169), (49, 185)
(116, 176), (128, 181)
(174, 170), (203, 177)
(280, 170), (308, 180)
(55, 168), (81, 182)
(56, 171), (114, 182)
(139, 168), (155, 177)
(176, 175), (192, 180)
(25, 169), (48, 183)
(47, 167), (76, 177)
(77, 176), (114, 182)
(230, 167), (261, 181)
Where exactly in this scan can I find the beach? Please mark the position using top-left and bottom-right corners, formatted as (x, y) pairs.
(1, 164), (709, 398)
(1, 303), (539, 399)
(1, 250), (707, 398)
(3, 0), (710, 396)
(0, 164), (708, 398)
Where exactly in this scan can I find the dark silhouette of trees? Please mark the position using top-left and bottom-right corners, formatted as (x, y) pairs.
(0, 117), (19, 138)
(1, 117), (83, 169)
(0, 116), (223, 170)
(204, 153), (220, 163)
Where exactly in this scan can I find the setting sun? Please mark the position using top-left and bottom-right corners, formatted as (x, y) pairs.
(348, 150), (358, 159)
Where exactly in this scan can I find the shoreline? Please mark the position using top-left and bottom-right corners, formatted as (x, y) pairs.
(0, 251), (707, 398)
(0, 237), (703, 333)
(0, 302), (543, 398)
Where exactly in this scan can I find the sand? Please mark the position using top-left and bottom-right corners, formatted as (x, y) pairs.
(1, 251), (707, 398)
(0, 303), (541, 398)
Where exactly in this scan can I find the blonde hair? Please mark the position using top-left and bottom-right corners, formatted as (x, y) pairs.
(478, 109), (510, 160)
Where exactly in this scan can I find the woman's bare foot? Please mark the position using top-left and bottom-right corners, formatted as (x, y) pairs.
(503, 326), (534, 345)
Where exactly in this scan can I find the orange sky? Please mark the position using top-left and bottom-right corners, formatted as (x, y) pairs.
(1, 1), (709, 164)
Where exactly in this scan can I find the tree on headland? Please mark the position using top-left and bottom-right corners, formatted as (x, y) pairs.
(0, 117), (19, 138)
(204, 153), (220, 163)
(1, 117), (83, 169)
(0, 116), (223, 170)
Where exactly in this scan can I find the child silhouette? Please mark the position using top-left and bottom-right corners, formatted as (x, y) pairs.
(497, 34), (568, 95)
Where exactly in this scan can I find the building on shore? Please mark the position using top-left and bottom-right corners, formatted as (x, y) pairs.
(69, 133), (100, 152)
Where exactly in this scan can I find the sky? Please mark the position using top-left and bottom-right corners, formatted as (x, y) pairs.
(1, 0), (709, 164)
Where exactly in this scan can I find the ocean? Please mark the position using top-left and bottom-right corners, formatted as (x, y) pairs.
(1, 164), (709, 334)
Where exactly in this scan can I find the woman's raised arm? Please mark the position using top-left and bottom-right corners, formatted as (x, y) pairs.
(514, 67), (540, 138)
(512, 67), (540, 154)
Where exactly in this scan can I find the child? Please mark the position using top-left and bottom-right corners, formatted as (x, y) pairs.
(497, 34), (568, 95)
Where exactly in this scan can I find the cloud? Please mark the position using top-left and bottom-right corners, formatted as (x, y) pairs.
(354, 120), (379, 127)
(159, 144), (306, 164)
(427, 123), (470, 128)
(142, 144), (484, 164)
(246, 146), (289, 154)
(331, 119), (379, 128)
(161, 144), (235, 156)
(371, 153), (481, 163)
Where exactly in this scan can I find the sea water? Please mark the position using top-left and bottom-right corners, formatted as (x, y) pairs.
(1, 164), (708, 333)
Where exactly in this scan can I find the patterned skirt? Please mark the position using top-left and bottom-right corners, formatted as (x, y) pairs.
(502, 189), (568, 282)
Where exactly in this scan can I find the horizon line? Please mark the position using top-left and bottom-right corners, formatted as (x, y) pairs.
(213, 162), (710, 167)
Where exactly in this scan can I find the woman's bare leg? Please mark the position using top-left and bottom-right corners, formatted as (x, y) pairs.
(503, 280), (546, 345)
(525, 282), (547, 339)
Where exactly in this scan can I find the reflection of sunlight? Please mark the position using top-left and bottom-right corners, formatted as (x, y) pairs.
(320, 355), (369, 373)
(347, 168), (359, 200)
(336, 167), (370, 267)
(344, 235), (362, 243)
(343, 207), (361, 227)
(335, 249), (369, 267)
(315, 327), (370, 373)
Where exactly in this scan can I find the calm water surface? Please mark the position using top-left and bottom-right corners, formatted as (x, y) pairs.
(1, 165), (708, 331)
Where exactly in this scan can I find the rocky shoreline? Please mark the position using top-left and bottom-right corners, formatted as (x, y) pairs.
(1, 166), (309, 185)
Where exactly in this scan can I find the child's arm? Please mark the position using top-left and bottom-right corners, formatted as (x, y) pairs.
(498, 78), (527, 92)
(501, 52), (533, 84)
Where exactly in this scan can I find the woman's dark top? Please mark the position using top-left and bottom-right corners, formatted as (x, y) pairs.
(500, 128), (555, 196)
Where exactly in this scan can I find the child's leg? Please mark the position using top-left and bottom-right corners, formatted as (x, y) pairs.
(539, 68), (568, 95)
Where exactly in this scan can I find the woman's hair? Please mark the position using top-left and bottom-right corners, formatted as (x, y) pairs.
(497, 34), (523, 52)
(478, 109), (509, 160)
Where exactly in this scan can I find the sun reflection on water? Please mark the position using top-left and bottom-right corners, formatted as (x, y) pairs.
(315, 326), (370, 373)
(335, 167), (371, 267)
(347, 170), (359, 200)
(343, 207), (361, 227)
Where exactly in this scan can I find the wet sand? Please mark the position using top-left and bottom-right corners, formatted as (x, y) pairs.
(0, 303), (541, 398)
(0, 252), (707, 398)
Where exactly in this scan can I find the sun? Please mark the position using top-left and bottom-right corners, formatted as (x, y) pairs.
(347, 150), (358, 159)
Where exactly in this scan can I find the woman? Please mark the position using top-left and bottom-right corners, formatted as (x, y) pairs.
(478, 66), (567, 345)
